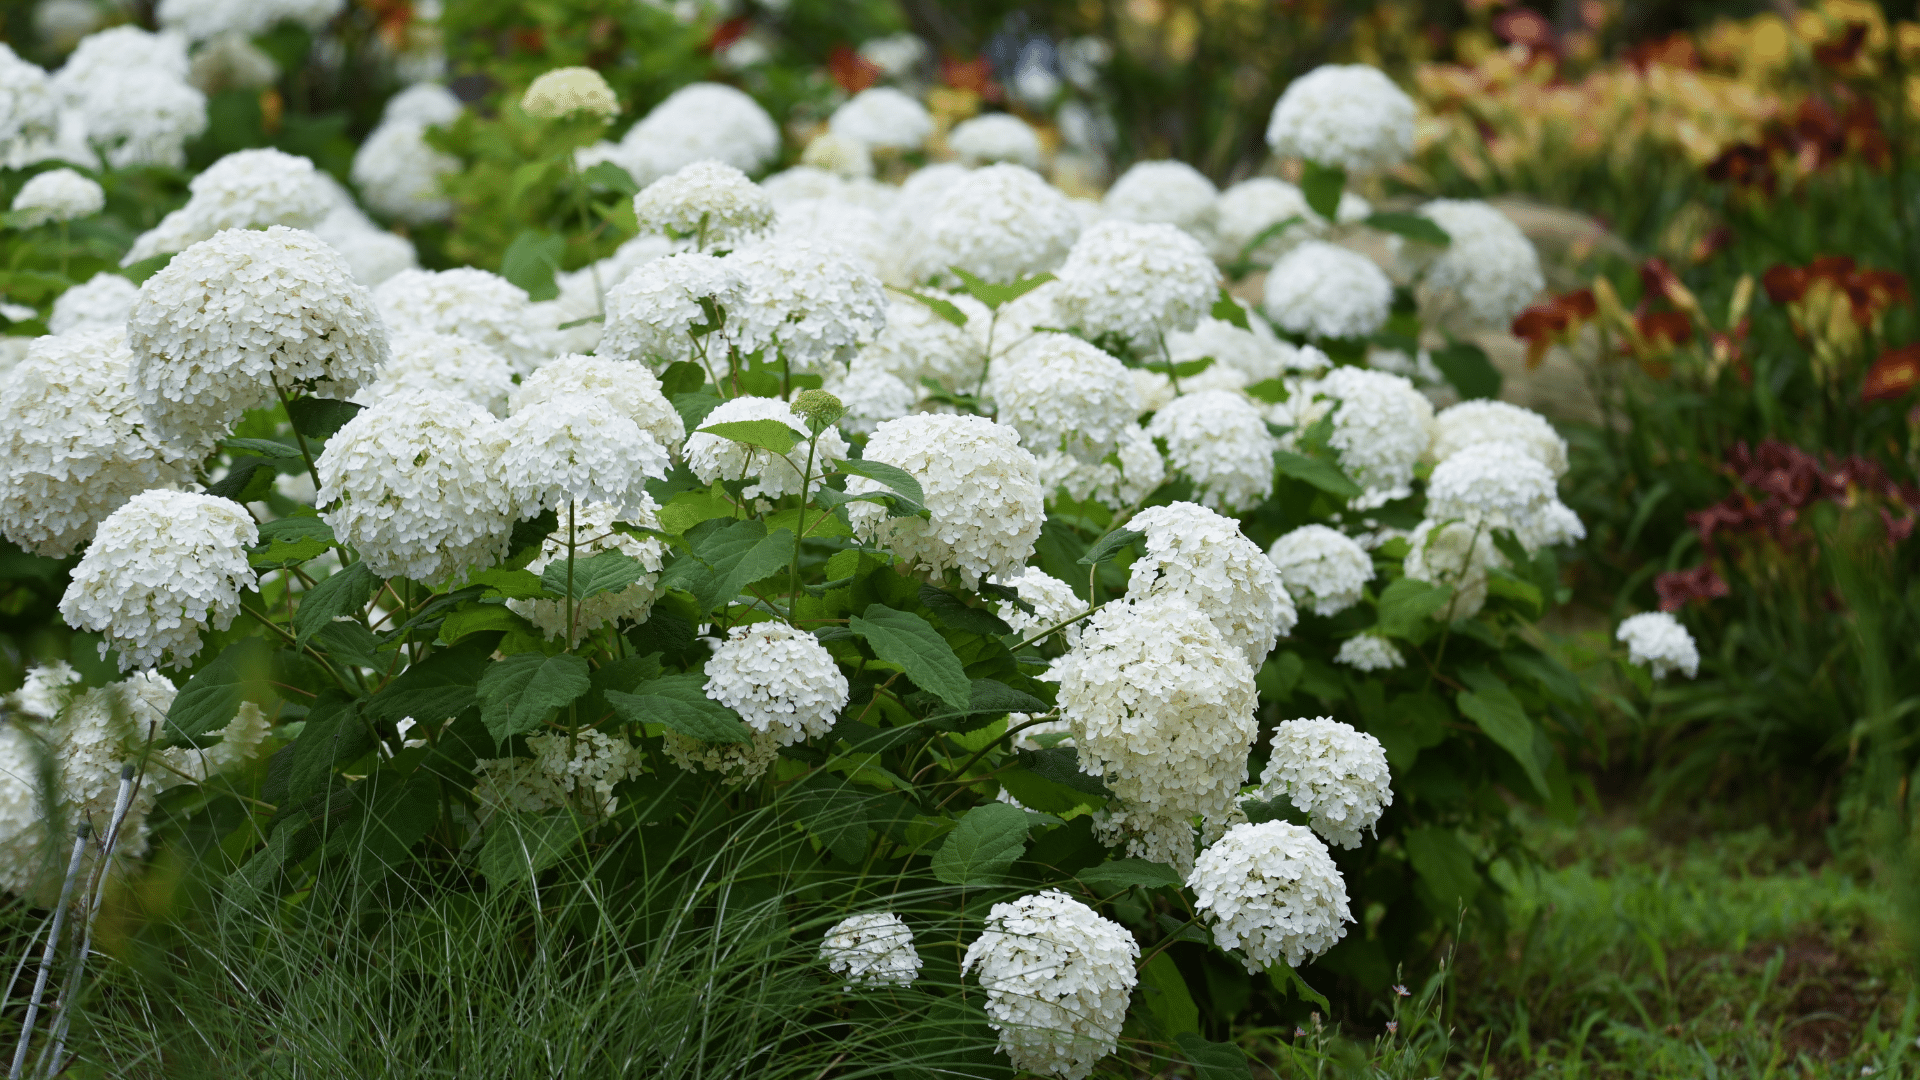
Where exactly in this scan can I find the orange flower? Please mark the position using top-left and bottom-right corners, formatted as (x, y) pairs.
(1511, 289), (1597, 368)
(826, 45), (882, 95)
(1864, 345), (1920, 402)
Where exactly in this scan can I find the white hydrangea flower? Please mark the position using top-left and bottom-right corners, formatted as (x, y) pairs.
(1335, 634), (1403, 672)
(2, 660), (80, 721)
(1291, 366), (1433, 500)
(1101, 159), (1219, 242)
(57, 26), (190, 84)
(51, 29), (205, 170)
(382, 83), (462, 127)
(508, 499), (666, 644)
(317, 390), (514, 583)
(1263, 240), (1393, 340)
(521, 66), (618, 120)
(962, 890), (1139, 1080)
(1416, 199), (1543, 331)
(1257, 717), (1392, 850)
(703, 622), (849, 746)
(1035, 426), (1167, 512)
(1188, 820), (1353, 971)
(762, 165), (850, 206)
(1426, 440), (1583, 551)
(828, 86), (931, 150)
(1617, 612), (1699, 679)
(725, 238), (888, 377)
(1212, 177), (1326, 264)
(949, 112), (1042, 167)
(1166, 311), (1302, 385)
(0, 44), (58, 161)
(1268, 525), (1374, 617)
(123, 148), (333, 264)
(821, 912), (921, 988)
(526, 728), (646, 815)
(903, 164), (1082, 287)
(510, 353), (685, 454)
(1403, 518), (1502, 621)
(350, 119), (459, 224)
(1127, 502), (1294, 668)
(470, 756), (567, 819)
(157, 0), (343, 41)
(358, 331), (514, 416)
(661, 727), (781, 786)
(311, 211), (419, 287)
(0, 328), (199, 558)
(988, 334), (1137, 462)
(771, 197), (891, 278)
(631, 159), (772, 251)
(1265, 64), (1415, 174)
(374, 267), (557, 376)
(1366, 345), (1445, 389)
(1429, 399), (1567, 478)
(58, 490), (257, 671)
(1051, 220), (1217, 352)
(684, 395), (845, 501)
(847, 414), (1044, 587)
(819, 356), (915, 436)
(993, 566), (1087, 648)
(608, 82), (780, 185)
(498, 393), (666, 517)
(598, 252), (740, 370)
(858, 290), (990, 394)
(1144, 390), (1277, 513)
(128, 226), (388, 442)
(10, 167), (101, 225)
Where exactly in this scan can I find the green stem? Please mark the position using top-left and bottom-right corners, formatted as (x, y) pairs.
(565, 500), (577, 650)
(786, 434), (817, 625)
(271, 378), (325, 496)
(1136, 915), (1204, 970)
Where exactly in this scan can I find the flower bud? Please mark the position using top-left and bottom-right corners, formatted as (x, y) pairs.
(790, 388), (845, 435)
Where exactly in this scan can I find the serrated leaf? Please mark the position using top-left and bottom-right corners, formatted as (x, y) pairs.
(1014, 746), (1111, 796)
(292, 562), (379, 645)
(658, 518), (794, 613)
(1375, 577), (1454, 639)
(696, 418), (801, 456)
(1269, 963), (1332, 1011)
(224, 438), (304, 460)
(500, 228), (564, 302)
(1273, 450), (1362, 499)
(1456, 668), (1551, 799)
(1139, 952), (1201, 1038)
(363, 635), (496, 725)
(897, 287), (969, 326)
(437, 603), (536, 645)
(923, 679), (1050, 731)
(208, 461), (273, 504)
(851, 604), (970, 710)
(539, 550), (645, 601)
(465, 566), (547, 599)
(929, 802), (1029, 886)
(165, 638), (274, 744)
(997, 765), (1103, 813)
(837, 458), (928, 511)
(657, 485), (737, 537)
(671, 389), (722, 435)
(606, 674), (752, 743)
(948, 267), (1054, 309)
(312, 619), (384, 668)
(477, 652), (592, 743)
(764, 505), (852, 540)
(1076, 858), (1183, 891)
(1078, 527), (1144, 566)
(284, 397), (363, 440)
(919, 584), (1013, 636)
(1211, 288), (1251, 329)
(1244, 378), (1289, 404)
(479, 811), (584, 884)
(1301, 159), (1346, 221)
(1365, 211), (1451, 247)
(1176, 1033), (1254, 1080)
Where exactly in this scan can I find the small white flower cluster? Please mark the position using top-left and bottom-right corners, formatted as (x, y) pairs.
(1416, 199), (1544, 332)
(583, 82), (779, 187)
(962, 890), (1139, 1080)
(1425, 441), (1585, 552)
(685, 396), (844, 501)
(375, 267), (558, 377)
(1145, 390), (1278, 513)
(358, 331), (515, 416)
(351, 84), (462, 224)
(1617, 612), (1700, 679)
(48, 273), (138, 335)
(10, 167), (102, 226)
(1335, 634), (1404, 672)
(993, 567), (1088, 648)
(1263, 240), (1394, 341)
(725, 238), (888, 375)
(1187, 821), (1353, 971)
(1265, 63), (1416, 174)
(988, 334), (1138, 462)
(45, 27), (207, 170)
(474, 728), (646, 820)
(949, 112), (1042, 167)
(1289, 366), (1435, 501)
(599, 253), (737, 369)
(1268, 525), (1375, 618)
(123, 147), (333, 264)
(828, 87), (932, 151)
(157, 0), (344, 43)
(1257, 718), (1393, 850)
(820, 912), (922, 988)
(1128, 502), (1295, 667)
(631, 159), (773, 251)
(702, 622), (850, 746)
(521, 66), (619, 120)
(1429, 399), (1569, 478)
(857, 290), (990, 394)
(1101, 159), (1219, 242)
(902, 164), (1083, 286)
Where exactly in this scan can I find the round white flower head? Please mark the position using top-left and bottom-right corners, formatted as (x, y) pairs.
(904, 164), (1083, 286)
(128, 226), (388, 442)
(1166, 310), (1299, 385)
(373, 268), (556, 376)
(632, 159), (772, 251)
(598, 252), (741, 370)
(312, 216), (419, 288)
(1212, 177), (1328, 264)
(1335, 634), (1403, 672)
(1617, 612), (1699, 679)
(992, 566), (1088, 648)
(498, 393), (666, 517)
(0, 45), (57, 158)
(661, 726), (782, 786)
(962, 890), (1139, 1080)
(1416, 199), (1543, 331)
(53, 30), (205, 170)
(382, 83), (463, 127)
(526, 728), (646, 816)
(762, 165), (849, 206)
(521, 66), (617, 119)
(55, 26), (190, 87)
(1127, 502), (1294, 668)
(857, 290), (990, 393)
(819, 355), (914, 435)
(772, 197), (891, 278)
(506, 498), (667, 643)
(799, 131), (875, 178)
(1426, 440), (1583, 551)
(1257, 717), (1392, 849)
(1268, 525), (1374, 618)
(1101, 160), (1219, 241)
(123, 147), (333, 264)
(949, 112), (1042, 167)
(511, 353), (684, 453)
(1036, 425), (1167, 512)
(828, 87), (931, 151)
(0, 328), (199, 558)
(1144, 390), (1278, 513)
(10, 168), (102, 226)
(157, 0), (344, 41)
(683, 395), (846, 501)
(1265, 64), (1415, 174)
(615, 83), (779, 182)
(1429, 399), (1567, 478)
(821, 912), (921, 988)
(1051, 220), (1217, 352)
(316, 390), (515, 583)
(988, 334), (1137, 462)
(1293, 366), (1433, 498)
(1403, 517), (1502, 621)
(1188, 820), (1353, 971)
(703, 621), (850, 746)
(724, 238), (888, 376)
(58, 489), (258, 671)
(1263, 240), (1393, 340)
(359, 331), (514, 416)
(350, 119), (459, 224)
(847, 414), (1044, 587)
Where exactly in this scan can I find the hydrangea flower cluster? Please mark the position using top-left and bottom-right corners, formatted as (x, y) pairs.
(1145, 391), (1278, 513)
(821, 913), (922, 988)
(1265, 63), (1417, 174)
(962, 891), (1139, 1080)
(1257, 718), (1394, 849)
(123, 147), (332, 264)
(1268, 524), (1375, 617)
(1127, 502), (1295, 667)
(632, 159), (773, 251)
(507, 499), (668, 643)
(702, 622), (850, 746)
(1617, 612), (1701, 679)
(1188, 821), (1353, 971)
(1051, 220), (1218, 351)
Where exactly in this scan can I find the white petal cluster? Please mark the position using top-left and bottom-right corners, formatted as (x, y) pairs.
(1264, 64), (1416, 174)
(0, 44), (58, 159)
(857, 290), (990, 393)
(1188, 821), (1352, 971)
(847, 414), (1044, 587)
(962, 890), (1139, 1080)
(1101, 160), (1218, 242)
(1263, 240), (1393, 340)
(498, 394), (667, 516)
(128, 226), (388, 442)
(1426, 441), (1584, 550)
(546, 234), (677, 354)
(725, 238), (889, 376)
(10, 168), (101, 226)
(2, 660), (79, 721)
(382, 83), (463, 127)
(904, 164), (1082, 286)
(821, 912), (921, 988)
(1166, 312), (1303, 385)
(1429, 399), (1567, 478)
(360, 331), (515, 416)
(1335, 634), (1403, 672)
(350, 118), (459, 224)
(828, 87), (932, 150)
(525, 728), (646, 815)
(317, 390), (515, 583)
(949, 113), (1042, 167)
(1293, 366), (1433, 498)
(521, 66), (618, 120)
(684, 395), (845, 501)
(51, 29), (206, 170)
(598, 252), (740, 369)
(599, 82), (780, 186)
(1417, 199), (1543, 331)
(1035, 426), (1167, 511)
(1617, 612), (1699, 679)
(992, 566), (1088, 648)
(508, 499), (667, 643)
(123, 148), (333, 264)
(1212, 177), (1327, 263)
(988, 334), (1137, 461)
(1051, 220), (1217, 351)
(1268, 525), (1374, 617)
(157, 0), (344, 41)
(1127, 502), (1294, 667)
(1257, 717), (1392, 849)
(661, 727), (781, 786)
(0, 328), (198, 557)
(771, 197), (891, 278)
(510, 353), (685, 454)
(703, 622), (849, 745)
(374, 268), (557, 376)
(1403, 518), (1502, 621)
(311, 207), (420, 286)
(1144, 390), (1277, 513)
(632, 159), (772, 251)
(58, 490), (258, 671)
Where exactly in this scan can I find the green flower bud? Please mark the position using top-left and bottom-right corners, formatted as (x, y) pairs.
(790, 388), (846, 436)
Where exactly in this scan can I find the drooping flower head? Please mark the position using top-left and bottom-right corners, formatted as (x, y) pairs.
(962, 890), (1139, 1080)
(1257, 717), (1393, 849)
(1188, 821), (1353, 971)
(703, 621), (850, 746)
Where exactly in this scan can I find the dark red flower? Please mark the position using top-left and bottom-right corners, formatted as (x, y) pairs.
(826, 44), (882, 95)
(1656, 564), (1730, 611)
